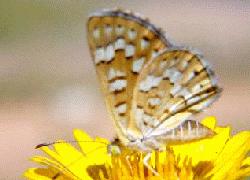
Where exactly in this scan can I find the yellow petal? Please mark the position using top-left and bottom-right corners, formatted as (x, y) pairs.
(201, 116), (217, 130)
(40, 146), (64, 164)
(24, 122), (250, 180)
(242, 157), (250, 167)
(73, 129), (110, 164)
(40, 143), (93, 179)
(73, 129), (95, 154)
(209, 131), (250, 180)
(31, 156), (74, 178)
(23, 167), (68, 180)
(235, 168), (250, 179)
(171, 124), (230, 166)
(53, 140), (85, 163)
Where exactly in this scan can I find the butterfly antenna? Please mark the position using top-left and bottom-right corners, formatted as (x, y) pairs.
(35, 140), (109, 149)
(35, 142), (53, 149)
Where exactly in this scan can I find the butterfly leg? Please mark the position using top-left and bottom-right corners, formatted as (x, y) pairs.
(125, 155), (133, 174)
(143, 152), (159, 176)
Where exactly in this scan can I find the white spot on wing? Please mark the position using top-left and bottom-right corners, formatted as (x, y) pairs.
(134, 107), (158, 130)
(139, 75), (162, 92)
(171, 129), (176, 138)
(93, 28), (100, 39)
(180, 60), (188, 69)
(116, 70), (126, 77)
(125, 44), (135, 57)
(116, 103), (127, 114)
(148, 98), (161, 106)
(114, 38), (126, 50)
(165, 101), (180, 112)
(118, 117), (128, 128)
(180, 124), (183, 137)
(170, 84), (181, 95)
(95, 45), (115, 64)
(192, 84), (201, 94)
(95, 47), (105, 64)
(115, 25), (124, 35)
(107, 68), (126, 81)
(132, 57), (145, 73)
(160, 61), (167, 69)
(196, 120), (199, 136)
(143, 114), (158, 126)
(177, 88), (192, 100)
(151, 50), (159, 58)
(187, 72), (195, 82)
(158, 90), (165, 97)
(187, 96), (200, 105)
(165, 59), (176, 68)
(109, 79), (127, 92)
(140, 39), (149, 50)
(128, 29), (137, 40)
(135, 108), (144, 124)
(108, 68), (116, 80)
(105, 44), (115, 61)
(104, 25), (112, 36)
(191, 96), (216, 111)
(163, 67), (182, 83)
(188, 121), (192, 135)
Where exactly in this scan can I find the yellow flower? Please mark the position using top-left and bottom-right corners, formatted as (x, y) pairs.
(24, 117), (250, 180)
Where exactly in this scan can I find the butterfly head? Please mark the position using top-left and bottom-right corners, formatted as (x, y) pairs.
(107, 143), (121, 155)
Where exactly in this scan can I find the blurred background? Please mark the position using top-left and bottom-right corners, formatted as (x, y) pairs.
(0, 0), (249, 179)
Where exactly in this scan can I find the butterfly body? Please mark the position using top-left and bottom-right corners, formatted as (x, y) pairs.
(87, 9), (221, 152)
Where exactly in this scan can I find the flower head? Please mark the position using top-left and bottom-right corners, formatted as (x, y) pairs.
(24, 117), (250, 180)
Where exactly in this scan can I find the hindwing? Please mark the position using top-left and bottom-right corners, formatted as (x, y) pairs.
(131, 48), (221, 138)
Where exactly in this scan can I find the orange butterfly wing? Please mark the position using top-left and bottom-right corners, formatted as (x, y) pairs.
(132, 48), (221, 140)
(87, 9), (172, 143)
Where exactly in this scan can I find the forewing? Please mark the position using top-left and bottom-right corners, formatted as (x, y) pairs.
(87, 9), (172, 140)
(131, 48), (221, 138)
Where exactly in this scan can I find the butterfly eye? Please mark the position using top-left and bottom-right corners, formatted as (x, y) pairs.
(130, 139), (136, 143)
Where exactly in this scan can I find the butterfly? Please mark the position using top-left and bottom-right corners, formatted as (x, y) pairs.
(87, 9), (221, 153)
